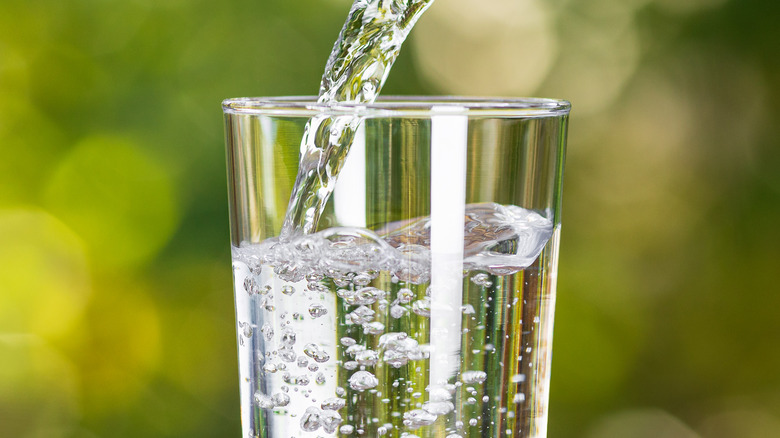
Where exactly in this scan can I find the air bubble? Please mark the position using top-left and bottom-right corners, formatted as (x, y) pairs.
(309, 303), (328, 318)
(239, 322), (253, 338)
(300, 406), (322, 432)
(260, 323), (274, 341)
(280, 328), (296, 346)
(355, 349), (379, 366)
(253, 392), (275, 409)
(461, 371), (487, 384)
(304, 343), (331, 363)
(320, 410), (343, 433)
(390, 305), (407, 319)
(272, 392), (290, 407)
(278, 346), (296, 363)
(471, 273), (493, 287)
(511, 373), (526, 383)
(412, 298), (431, 317)
(346, 306), (375, 325)
(321, 397), (346, 411)
(346, 346), (364, 356)
(403, 409), (437, 429)
(243, 276), (260, 295)
(363, 321), (385, 335)
(349, 371), (379, 391)
(396, 288), (414, 304)
(353, 272), (372, 286)
(422, 401), (454, 415)
(349, 287), (385, 305)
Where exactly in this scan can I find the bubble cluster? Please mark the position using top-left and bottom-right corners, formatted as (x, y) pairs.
(230, 203), (556, 436)
(233, 203), (553, 283)
(378, 332), (428, 368)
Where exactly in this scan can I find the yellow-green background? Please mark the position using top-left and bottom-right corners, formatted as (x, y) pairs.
(1, 0), (779, 437)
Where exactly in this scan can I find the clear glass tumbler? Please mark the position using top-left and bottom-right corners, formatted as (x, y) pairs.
(223, 97), (570, 438)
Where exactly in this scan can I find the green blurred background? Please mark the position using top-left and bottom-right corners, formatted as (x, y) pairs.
(1, 0), (779, 437)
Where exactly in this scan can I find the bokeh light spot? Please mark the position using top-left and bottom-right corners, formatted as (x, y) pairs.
(164, 309), (236, 401)
(29, 43), (110, 113)
(552, 290), (636, 404)
(412, 0), (557, 96)
(539, 3), (640, 115)
(0, 335), (80, 438)
(586, 409), (701, 438)
(653, 0), (727, 15)
(44, 135), (179, 267)
(0, 209), (90, 339)
(699, 409), (780, 438)
(0, 97), (66, 204)
(76, 282), (162, 414)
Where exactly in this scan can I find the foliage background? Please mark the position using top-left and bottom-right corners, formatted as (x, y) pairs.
(1, 0), (779, 437)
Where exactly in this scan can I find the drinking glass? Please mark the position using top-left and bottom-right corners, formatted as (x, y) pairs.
(223, 96), (570, 438)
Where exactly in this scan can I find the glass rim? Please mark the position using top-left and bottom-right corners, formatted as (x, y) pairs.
(222, 96), (571, 117)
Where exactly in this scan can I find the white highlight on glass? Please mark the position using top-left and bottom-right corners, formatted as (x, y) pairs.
(429, 107), (468, 385)
(334, 122), (367, 228)
(260, 116), (279, 223)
